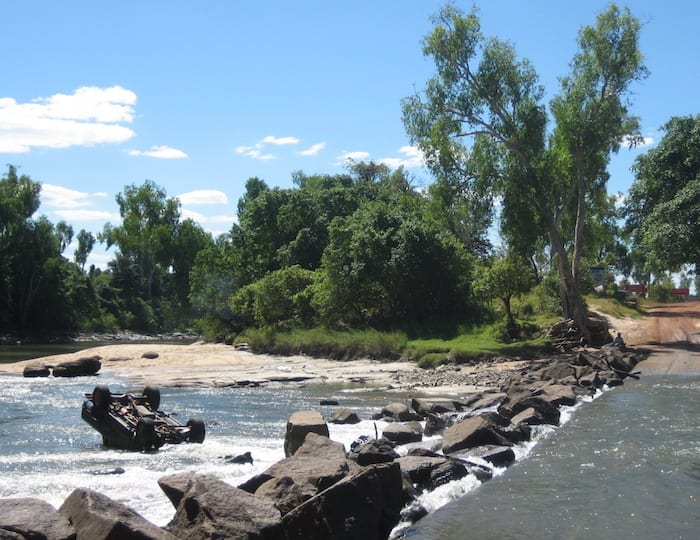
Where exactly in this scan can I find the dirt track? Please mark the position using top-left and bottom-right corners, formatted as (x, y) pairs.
(633, 300), (700, 375)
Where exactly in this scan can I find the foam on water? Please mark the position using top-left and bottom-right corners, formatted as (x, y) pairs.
(0, 370), (612, 530)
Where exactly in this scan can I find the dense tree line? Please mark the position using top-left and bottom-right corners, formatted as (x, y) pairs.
(2, 4), (695, 342)
(0, 167), (213, 337)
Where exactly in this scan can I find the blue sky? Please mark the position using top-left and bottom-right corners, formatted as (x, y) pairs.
(3, 1), (698, 269)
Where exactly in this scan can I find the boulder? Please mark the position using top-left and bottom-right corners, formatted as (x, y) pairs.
(534, 361), (575, 382)
(396, 455), (465, 491)
(350, 438), (399, 466)
(406, 448), (493, 482)
(423, 413), (448, 436)
(158, 472), (202, 509)
(329, 408), (361, 424)
(467, 445), (516, 467)
(499, 396), (561, 425)
(240, 433), (357, 511)
(164, 474), (283, 539)
(141, 351), (159, 359)
(59, 488), (174, 540)
(538, 384), (578, 407)
(22, 364), (51, 378)
(319, 399), (339, 406)
(0, 498), (75, 540)
(411, 397), (464, 416)
(382, 421), (423, 444)
(510, 406), (549, 426)
(283, 410), (329, 457)
(378, 402), (421, 422)
(52, 356), (101, 377)
(225, 451), (254, 465)
(281, 462), (404, 540)
(442, 414), (513, 455)
(467, 392), (508, 412)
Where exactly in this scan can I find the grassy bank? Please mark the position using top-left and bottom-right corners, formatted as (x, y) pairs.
(238, 320), (553, 368)
(234, 295), (643, 368)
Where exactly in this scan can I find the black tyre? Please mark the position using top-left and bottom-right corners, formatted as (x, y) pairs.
(143, 386), (161, 410)
(92, 385), (111, 410)
(186, 418), (206, 443)
(135, 417), (159, 451)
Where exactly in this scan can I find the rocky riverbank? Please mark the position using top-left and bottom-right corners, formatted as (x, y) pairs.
(1, 343), (644, 539)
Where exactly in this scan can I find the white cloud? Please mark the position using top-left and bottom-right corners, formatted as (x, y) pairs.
(53, 209), (120, 221)
(235, 144), (276, 160)
(0, 86), (137, 153)
(178, 189), (228, 205)
(379, 145), (426, 169)
(336, 150), (370, 164)
(261, 135), (300, 145)
(235, 135), (302, 160)
(180, 208), (208, 222)
(128, 145), (187, 159)
(299, 142), (326, 156)
(41, 184), (95, 209)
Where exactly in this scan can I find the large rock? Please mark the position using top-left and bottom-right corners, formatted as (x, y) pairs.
(59, 488), (174, 540)
(281, 462), (404, 540)
(22, 364), (51, 378)
(240, 433), (357, 513)
(397, 448), (493, 489)
(411, 397), (464, 416)
(467, 445), (516, 467)
(283, 410), (329, 457)
(164, 474), (282, 539)
(442, 414), (513, 455)
(52, 356), (101, 377)
(499, 396), (561, 425)
(538, 384), (578, 407)
(329, 408), (361, 424)
(377, 402), (421, 422)
(382, 421), (423, 444)
(0, 498), (75, 540)
(350, 438), (399, 466)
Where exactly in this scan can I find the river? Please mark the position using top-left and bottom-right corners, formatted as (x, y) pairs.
(404, 372), (700, 539)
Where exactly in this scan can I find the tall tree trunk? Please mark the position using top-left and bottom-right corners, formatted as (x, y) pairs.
(571, 148), (586, 283)
(547, 214), (589, 341)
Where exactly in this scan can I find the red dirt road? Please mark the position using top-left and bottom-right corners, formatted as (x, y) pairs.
(634, 300), (700, 375)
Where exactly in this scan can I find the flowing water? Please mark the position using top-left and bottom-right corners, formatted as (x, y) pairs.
(404, 374), (700, 539)
(1, 362), (697, 537)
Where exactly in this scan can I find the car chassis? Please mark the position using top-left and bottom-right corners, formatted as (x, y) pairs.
(81, 385), (205, 451)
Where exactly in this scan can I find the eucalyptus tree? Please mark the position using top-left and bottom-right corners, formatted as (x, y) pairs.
(101, 180), (180, 302)
(625, 115), (700, 276)
(403, 4), (646, 336)
(74, 229), (96, 272)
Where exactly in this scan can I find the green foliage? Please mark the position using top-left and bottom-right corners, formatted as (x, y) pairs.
(239, 326), (407, 361)
(402, 4), (646, 336)
(407, 322), (552, 367)
(625, 115), (700, 275)
(477, 251), (536, 330)
(230, 265), (316, 327)
(648, 275), (675, 303)
(314, 197), (473, 327)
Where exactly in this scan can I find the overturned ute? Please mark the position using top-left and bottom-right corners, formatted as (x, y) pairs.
(81, 385), (205, 451)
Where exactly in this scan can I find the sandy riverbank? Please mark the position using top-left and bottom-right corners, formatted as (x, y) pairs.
(0, 340), (529, 396)
(4, 303), (697, 391)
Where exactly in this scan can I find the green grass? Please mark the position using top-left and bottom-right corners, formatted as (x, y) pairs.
(586, 295), (646, 320)
(406, 324), (553, 369)
(238, 316), (556, 369)
(238, 326), (407, 361)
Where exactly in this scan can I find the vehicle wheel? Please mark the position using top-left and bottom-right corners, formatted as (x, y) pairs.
(92, 385), (111, 410)
(143, 386), (161, 410)
(136, 417), (158, 451)
(186, 418), (206, 443)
